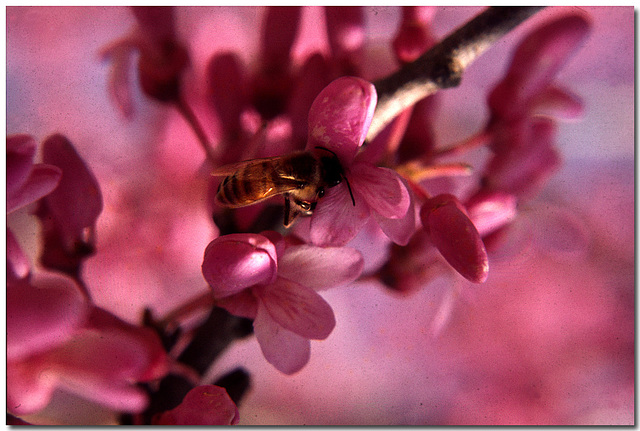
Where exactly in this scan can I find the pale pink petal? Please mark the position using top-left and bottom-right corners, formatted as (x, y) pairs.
(466, 190), (518, 237)
(202, 233), (278, 298)
(7, 164), (62, 214)
(530, 86), (585, 120)
(374, 193), (417, 246)
(100, 39), (136, 118)
(7, 228), (30, 281)
(253, 302), (310, 375)
(7, 359), (56, 416)
(7, 273), (88, 362)
(309, 183), (370, 246)
(421, 194), (489, 283)
(153, 385), (239, 425)
(41, 134), (102, 239)
(255, 278), (336, 340)
(277, 244), (364, 290)
(350, 162), (410, 219)
(306, 76), (377, 165)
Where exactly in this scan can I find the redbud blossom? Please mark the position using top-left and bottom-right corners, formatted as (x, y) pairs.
(202, 232), (363, 374)
(7, 274), (169, 416)
(153, 385), (239, 425)
(421, 194), (489, 283)
(303, 76), (414, 247)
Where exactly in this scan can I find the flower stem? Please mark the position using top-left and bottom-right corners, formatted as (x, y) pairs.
(367, 6), (545, 142)
(174, 97), (218, 166)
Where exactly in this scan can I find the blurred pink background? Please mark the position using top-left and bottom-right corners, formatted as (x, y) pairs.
(6, 6), (633, 425)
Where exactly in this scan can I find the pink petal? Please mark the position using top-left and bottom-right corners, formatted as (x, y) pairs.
(85, 307), (169, 381)
(309, 183), (370, 246)
(374, 193), (417, 246)
(530, 86), (585, 120)
(306, 76), (377, 165)
(392, 6), (437, 64)
(153, 385), (239, 425)
(7, 228), (30, 281)
(100, 39), (136, 118)
(7, 359), (56, 416)
(465, 190), (518, 237)
(41, 134), (102, 239)
(256, 278), (336, 340)
(533, 205), (590, 260)
(325, 6), (365, 64)
(7, 273), (88, 362)
(7, 164), (62, 214)
(421, 194), (489, 283)
(202, 233), (278, 298)
(277, 244), (364, 290)
(253, 302), (311, 375)
(217, 289), (259, 320)
(350, 162), (410, 219)
(6, 134), (36, 196)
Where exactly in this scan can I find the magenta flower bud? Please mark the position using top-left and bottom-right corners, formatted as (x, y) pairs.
(153, 385), (239, 425)
(202, 233), (278, 298)
(421, 194), (489, 283)
(392, 6), (437, 64)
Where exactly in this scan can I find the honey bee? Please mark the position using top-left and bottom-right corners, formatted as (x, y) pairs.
(213, 147), (355, 227)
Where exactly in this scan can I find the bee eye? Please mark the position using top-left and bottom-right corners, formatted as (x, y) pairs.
(317, 188), (325, 198)
(299, 201), (311, 211)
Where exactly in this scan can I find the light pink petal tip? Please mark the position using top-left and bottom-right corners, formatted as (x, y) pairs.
(306, 76), (377, 164)
(253, 303), (311, 375)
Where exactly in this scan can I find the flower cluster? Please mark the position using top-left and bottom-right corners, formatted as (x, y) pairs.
(7, 5), (610, 426)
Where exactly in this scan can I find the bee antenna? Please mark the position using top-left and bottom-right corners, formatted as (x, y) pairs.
(344, 175), (355, 206)
(314, 146), (355, 206)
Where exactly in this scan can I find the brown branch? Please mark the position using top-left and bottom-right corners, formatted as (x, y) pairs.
(367, 6), (545, 142)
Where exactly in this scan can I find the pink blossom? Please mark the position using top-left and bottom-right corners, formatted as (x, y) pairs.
(153, 385), (239, 425)
(303, 76), (414, 247)
(35, 134), (103, 277)
(483, 14), (591, 198)
(202, 232), (363, 374)
(7, 272), (169, 416)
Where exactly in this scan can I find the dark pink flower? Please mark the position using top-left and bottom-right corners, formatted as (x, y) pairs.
(303, 76), (414, 247)
(420, 194), (489, 283)
(35, 134), (102, 276)
(202, 231), (363, 374)
(7, 273), (169, 416)
(153, 385), (239, 425)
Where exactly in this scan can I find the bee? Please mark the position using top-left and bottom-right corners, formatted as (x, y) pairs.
(213, 147), (355, 227)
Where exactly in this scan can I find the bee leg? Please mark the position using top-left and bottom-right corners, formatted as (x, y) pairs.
(284, 193), (291, 227)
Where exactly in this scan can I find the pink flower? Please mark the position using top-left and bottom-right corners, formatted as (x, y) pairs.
(483, 14), (591, 198)
(202, 231), (363, 374)
(7, 272), (169, 416)
(153, 385), (239, 425)
(302, 76), (414, 247)
(35, 134), (103, 277)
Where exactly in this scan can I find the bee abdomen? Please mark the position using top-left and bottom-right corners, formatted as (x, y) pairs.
(216, 163), (269, 207)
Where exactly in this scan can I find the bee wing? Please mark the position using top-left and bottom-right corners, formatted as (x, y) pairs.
(210, 156), (286, 177)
